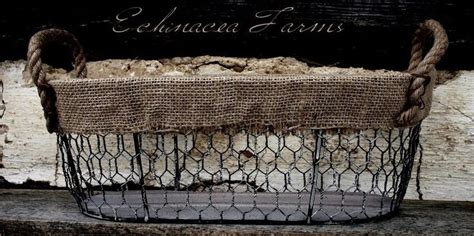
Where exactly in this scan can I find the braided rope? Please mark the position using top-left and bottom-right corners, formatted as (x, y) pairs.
(398, 19), (448, 125)
(27, 29), (87, 133)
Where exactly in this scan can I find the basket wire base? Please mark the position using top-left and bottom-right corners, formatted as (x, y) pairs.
(59, 125), (420, 224)
(83, 191), (393, 223)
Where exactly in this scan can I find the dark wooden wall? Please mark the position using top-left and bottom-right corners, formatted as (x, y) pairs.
(1, 1), (473, 70)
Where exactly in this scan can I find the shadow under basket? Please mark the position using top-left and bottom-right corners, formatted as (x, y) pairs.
(27, 19), (447, 224)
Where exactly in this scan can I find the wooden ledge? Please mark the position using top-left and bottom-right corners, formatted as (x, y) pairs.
(0, 189), (473, 235)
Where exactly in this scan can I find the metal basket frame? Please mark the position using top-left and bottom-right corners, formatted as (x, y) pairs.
(58, 125), (420, 223)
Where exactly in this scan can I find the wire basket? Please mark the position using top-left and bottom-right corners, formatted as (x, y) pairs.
(27, 19), (447, 224)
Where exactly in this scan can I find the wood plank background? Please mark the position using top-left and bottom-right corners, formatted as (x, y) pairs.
(1, 189), (474, 234)
(0, 1), (473, 70)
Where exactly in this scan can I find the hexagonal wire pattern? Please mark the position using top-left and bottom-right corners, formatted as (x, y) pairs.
(59, 124), (421, 224)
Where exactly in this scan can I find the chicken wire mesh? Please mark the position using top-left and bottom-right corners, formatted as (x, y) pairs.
(58, 124), (421, 223)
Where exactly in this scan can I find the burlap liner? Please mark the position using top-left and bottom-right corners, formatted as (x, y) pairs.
(27, 21), (447, 134)
(48, 71), (432, 135)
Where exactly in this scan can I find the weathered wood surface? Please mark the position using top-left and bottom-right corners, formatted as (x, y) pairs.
(1, 1), (473, 69)
(0, 189), (473, 235)
(0, 59), (472, 201)
(0, 62), (58, 186)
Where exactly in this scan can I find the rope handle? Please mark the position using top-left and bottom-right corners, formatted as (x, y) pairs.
(399, 19), (448, 125)
(27, 28), (87, 133)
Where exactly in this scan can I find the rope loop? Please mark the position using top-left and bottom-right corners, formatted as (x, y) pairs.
(398, 19), (448, 125)
(27, 29), (87, 133)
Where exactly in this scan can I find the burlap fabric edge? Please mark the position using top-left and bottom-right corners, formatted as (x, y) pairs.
(46, 72), (430, 135)
(26, 19), (448, 135)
